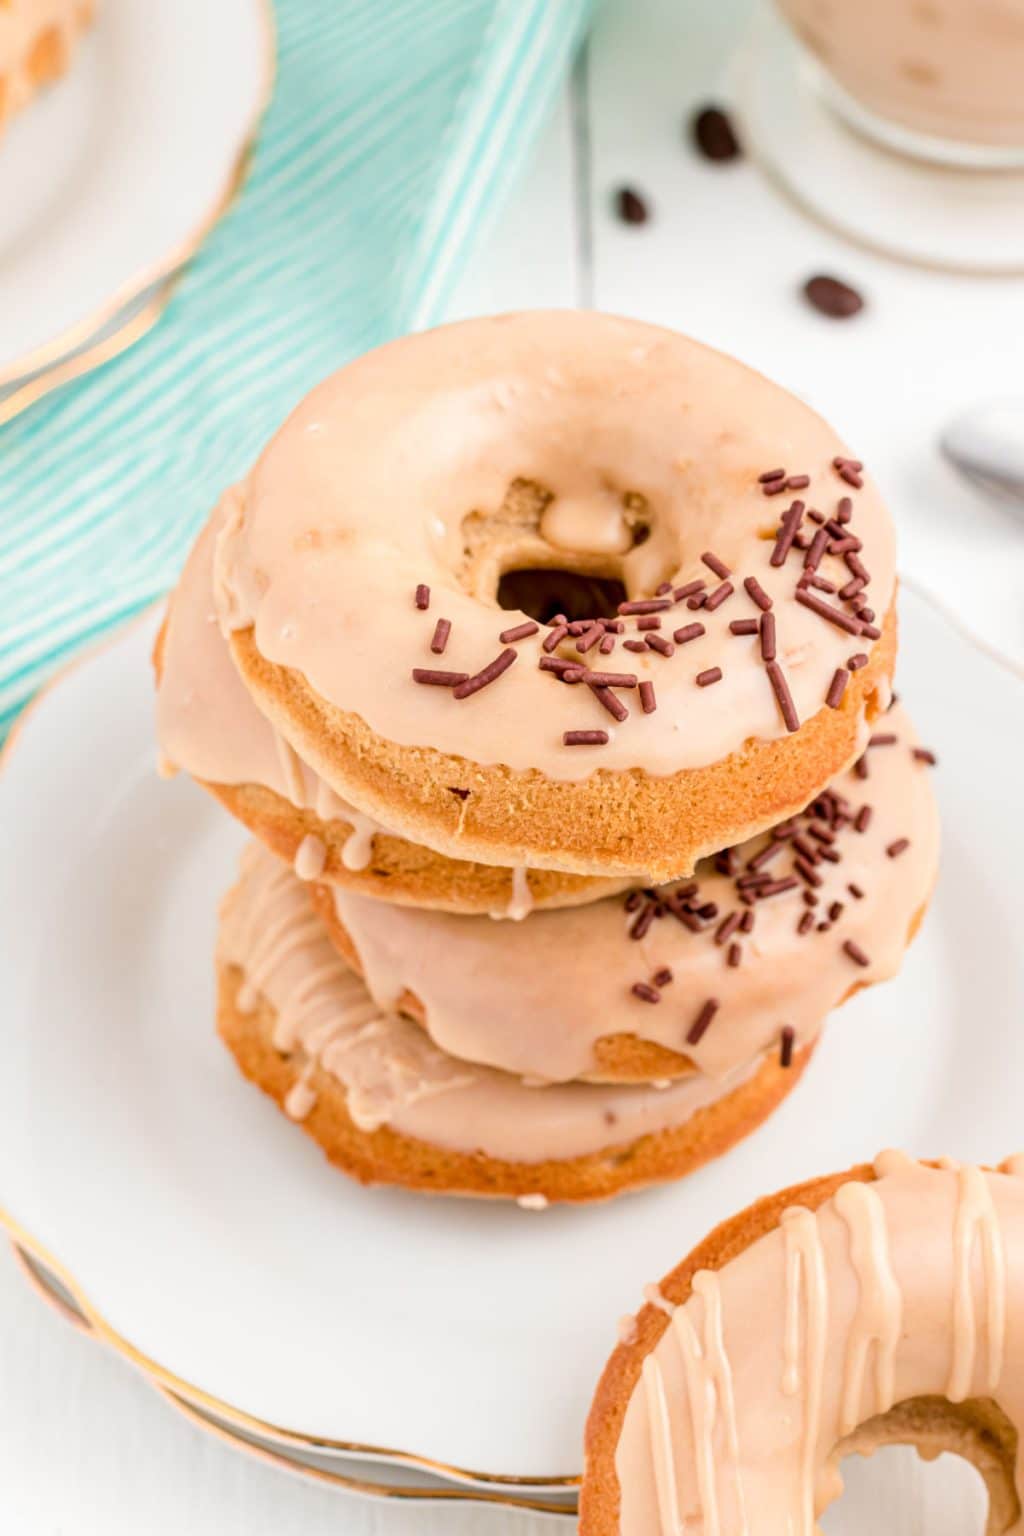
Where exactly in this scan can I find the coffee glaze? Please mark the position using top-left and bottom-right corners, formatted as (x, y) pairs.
(318, 703), (938, 1084)
(217, 843), (766, 1164)
(603, 1154), (1024, 1535)
(212, 312), (896, 784)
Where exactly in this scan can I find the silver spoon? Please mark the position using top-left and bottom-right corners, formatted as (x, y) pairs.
(941, 399), (1024, 507)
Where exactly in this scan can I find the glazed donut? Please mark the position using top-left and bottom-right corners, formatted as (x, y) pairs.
(307, 702), (938, 1085)
(216, 842), (814, 1202)
(211, 311), (897, 883)
(0, 2), (94, 133)
(155, 504), (628, 915)
(582, 1152), (1024, 1534)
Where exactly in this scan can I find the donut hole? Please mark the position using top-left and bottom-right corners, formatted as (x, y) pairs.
(496, 567), (627, 625)
(459, 478), (661, 617)
(824, 1396), (1017, 1535)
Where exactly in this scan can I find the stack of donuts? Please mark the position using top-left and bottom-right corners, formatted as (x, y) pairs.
(155, 310), (939, 1204)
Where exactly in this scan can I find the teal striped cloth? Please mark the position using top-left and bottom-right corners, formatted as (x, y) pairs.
(0, 0), (591, 739)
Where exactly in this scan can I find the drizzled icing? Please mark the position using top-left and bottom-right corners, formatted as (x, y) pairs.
(949, 1162), (1006, 1400)
(832, 1181), (902, 1436)
(325, 703), (938, 1083)
(219, 844), (765, 1163)
(780, 1207), (827, 1533)
(210, 311), (897, 784)
(614, 1155), (1024, 1535)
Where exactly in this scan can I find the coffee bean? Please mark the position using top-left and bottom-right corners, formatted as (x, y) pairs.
(803, 274), (865, 319)
(614, 186), (650, 225)
(691, 104), (741, 162)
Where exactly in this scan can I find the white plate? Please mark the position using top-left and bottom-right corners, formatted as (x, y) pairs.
(730, 3), (1024, 274)
(0, 0), (271, 386)
(1, 588), (1022, 1484)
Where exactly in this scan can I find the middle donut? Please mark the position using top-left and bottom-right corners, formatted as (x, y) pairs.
(309, 702), (939, 1086)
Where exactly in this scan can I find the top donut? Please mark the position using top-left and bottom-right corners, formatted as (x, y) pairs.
(211, 311), (897, 882)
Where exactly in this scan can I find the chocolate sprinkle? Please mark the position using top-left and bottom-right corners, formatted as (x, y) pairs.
(766, 660), (800, 732)
(414, 584), (430, 611)
(727, 943), (742, 968)
(639, 680), (657, 714)
(770, 500), (805, 567)
(412, 668), (469, 687)
(581, 670), (638, 688)
(701, 550), (731, 580)
(759, 611), (776, 662)
(631, 982), (661, 1004)
(646, 634), (674, 657)
(795, 588), (863, 635)
(653, 967), (674, 987)
(452, 648), (517, 700)
(563, 729), (609, 746)
(887, 838), (910, 858)
(779, 1027), (795, 1068)
(825, 668), (849, 709)
(743, 576), (773, 611)
(847, 652), (869, 670)
(591, 685), (630, 722)
(696, 667), (723, 687)
(499, 620), (539, 644)
(673, 579), (707, 602)
(430, 618), (451, 654)
(619, 598), (672, 616)
(687, 998), (719, 1046)
(673, 622), (706, 645)
(730, 618), (758, 635)
(843, 939), (870, 967)
(913, 747), (938, 765)
(704, 581), (734, 611)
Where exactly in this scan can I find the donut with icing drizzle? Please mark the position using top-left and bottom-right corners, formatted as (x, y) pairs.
(582, 1153), (1024, 1534)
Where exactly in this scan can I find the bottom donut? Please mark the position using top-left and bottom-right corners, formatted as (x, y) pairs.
(215, 843), (814, 1203)
(581, 1152), (1024, 1533)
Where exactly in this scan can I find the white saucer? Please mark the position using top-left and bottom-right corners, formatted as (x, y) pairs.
(0, 0), (271, 387)
(730, 4), (1024, 274)
(1, 590), (1022, 1483)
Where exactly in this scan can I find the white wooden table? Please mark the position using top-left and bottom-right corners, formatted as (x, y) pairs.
(1, 0), (1015, 1528)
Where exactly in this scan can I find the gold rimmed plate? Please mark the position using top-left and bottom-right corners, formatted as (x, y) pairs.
(0, 595), (1022, 1493)
(0, 0), (273, 403)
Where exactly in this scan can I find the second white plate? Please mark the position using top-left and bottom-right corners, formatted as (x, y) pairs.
(0, 0), (270, 386)
(1, 588), (1021, 1482)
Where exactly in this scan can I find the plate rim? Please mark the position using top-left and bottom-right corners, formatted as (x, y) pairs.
(0, 0), (277, 405)
(1, 1219), (579, 1503)
(1, 586), (1021, 1492)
